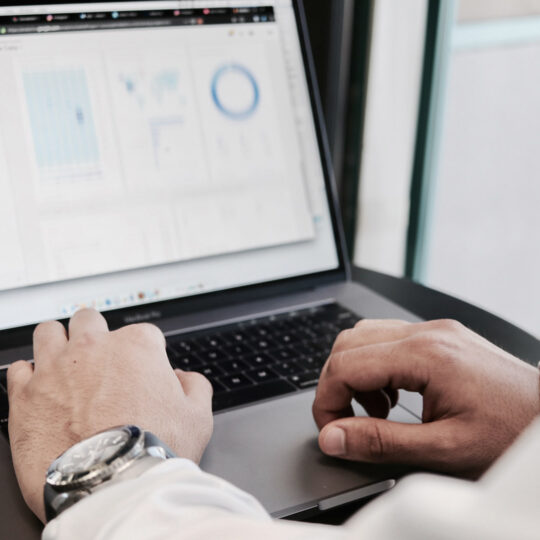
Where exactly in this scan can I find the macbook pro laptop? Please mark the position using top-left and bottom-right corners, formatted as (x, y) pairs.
(0, 1), (422, 534)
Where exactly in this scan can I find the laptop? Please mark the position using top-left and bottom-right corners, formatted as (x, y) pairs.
(0, 0), (422, 534)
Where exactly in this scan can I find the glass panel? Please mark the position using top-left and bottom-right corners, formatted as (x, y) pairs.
(422, 2), (540, 337)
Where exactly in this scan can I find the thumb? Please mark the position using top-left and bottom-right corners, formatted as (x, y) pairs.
(319, 416), (454, 468)
(7, 361), (33, 402)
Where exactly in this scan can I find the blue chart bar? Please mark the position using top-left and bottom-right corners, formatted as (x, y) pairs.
(23, 69), (100, 170)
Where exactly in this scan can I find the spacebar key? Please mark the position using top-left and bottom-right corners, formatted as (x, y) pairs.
(213, 380), (296, 412)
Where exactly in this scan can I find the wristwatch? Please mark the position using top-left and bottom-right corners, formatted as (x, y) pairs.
(44, 425), (177, 522)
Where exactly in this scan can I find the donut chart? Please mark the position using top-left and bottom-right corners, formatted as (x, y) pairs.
(211, 64), (260, 120)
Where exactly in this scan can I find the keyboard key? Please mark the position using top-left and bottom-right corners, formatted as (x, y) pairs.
(289, 371), (320, 389)
(207, 377), (227, 394)
(168, 339), (200, 354)
(244, 324), (271, 339)
(221, 330), (249, 344)
(269, 347), (298, 362)
(292, 343), (318, 356)
(275, 332), (300, 345)
(193, 365), (225, 378)
(170, 354), (204, 370)
(245, 368), (280, 383)
(273, 360), (302, 376)
(213, 380), (296, 412)
(310, 338), (334, 354)
(199, 350), (230, 363)
(199, 335), (228, 349)
(314, 352), (330, 367)
(272, 318), (295, 331)
(224, 344), (254, 357)
(251, 337), (280, 351)
(298, 355), (320, 370)
(220, 374), (253, 390)
(243, 353), (275, 369)
(220, 359), (249, 374)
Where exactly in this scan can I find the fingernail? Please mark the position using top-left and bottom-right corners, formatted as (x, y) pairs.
(322, 427), (346, 456)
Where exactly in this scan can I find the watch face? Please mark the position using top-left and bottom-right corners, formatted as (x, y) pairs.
(57, 429), (131, 476)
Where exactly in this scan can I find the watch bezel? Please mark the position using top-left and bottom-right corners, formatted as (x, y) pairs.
(46, 425), (145, 491)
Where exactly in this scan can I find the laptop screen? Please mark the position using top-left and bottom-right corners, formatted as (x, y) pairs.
(0, 0), (340, 331)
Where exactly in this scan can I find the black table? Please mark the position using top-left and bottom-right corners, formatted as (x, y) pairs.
(1, 268), (538, 536)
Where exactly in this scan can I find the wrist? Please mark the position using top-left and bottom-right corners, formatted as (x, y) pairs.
(44, 426), (177, 522)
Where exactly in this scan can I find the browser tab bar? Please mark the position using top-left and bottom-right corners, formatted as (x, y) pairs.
(0, 5), (275, 35)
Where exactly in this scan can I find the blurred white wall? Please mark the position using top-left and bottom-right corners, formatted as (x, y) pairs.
(353, 0), (427, 276)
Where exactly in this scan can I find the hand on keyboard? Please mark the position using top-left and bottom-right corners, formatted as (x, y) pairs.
(6, 309), (213, 523)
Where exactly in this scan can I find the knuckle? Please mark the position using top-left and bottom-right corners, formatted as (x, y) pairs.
(74, 331), (97, 347)
(431, 319), (464, 333)
(406, 332), (432, 352)
(332, 329), (353, 350)
(324, 351), (345, 376)
(7, 360), (24, 374)
(406, 329), (460, 368)
(132, 323), (165, 344)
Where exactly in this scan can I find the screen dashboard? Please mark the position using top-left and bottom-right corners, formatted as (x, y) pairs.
(0, 0), (340, 332)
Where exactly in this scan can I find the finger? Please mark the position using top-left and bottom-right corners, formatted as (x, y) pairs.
(174, 370), (213, 405)
(313, 338), (427, 429)
(33, 321), (67, 365)
(332, 319), (412, 354)
(7, 361), (33, 401)
(319, 416), (455, 469)
(68, 309), (109, 341)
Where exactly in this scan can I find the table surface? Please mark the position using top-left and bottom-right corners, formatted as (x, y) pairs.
(1, 268), (538, 535)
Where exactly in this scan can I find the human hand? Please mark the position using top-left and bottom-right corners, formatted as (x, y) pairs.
(7, 309), (213, 523)
(312, 319), (540, 478)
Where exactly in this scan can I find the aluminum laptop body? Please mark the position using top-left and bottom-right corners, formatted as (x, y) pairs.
(0, 1), (421, 535)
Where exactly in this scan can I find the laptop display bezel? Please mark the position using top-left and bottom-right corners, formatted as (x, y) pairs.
(0, 0), (350, 350)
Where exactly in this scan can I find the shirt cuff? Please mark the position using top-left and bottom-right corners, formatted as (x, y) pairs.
(43, 458), (271, 540)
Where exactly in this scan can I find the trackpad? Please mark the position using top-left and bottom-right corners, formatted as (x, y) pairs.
(201, 390), (420, 517)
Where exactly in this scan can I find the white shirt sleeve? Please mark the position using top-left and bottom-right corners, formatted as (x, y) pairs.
(43, 418), (540, 540)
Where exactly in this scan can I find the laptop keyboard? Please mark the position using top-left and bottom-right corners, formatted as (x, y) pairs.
(0, 303), (360, 432)
(167, 303), (359, 411)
